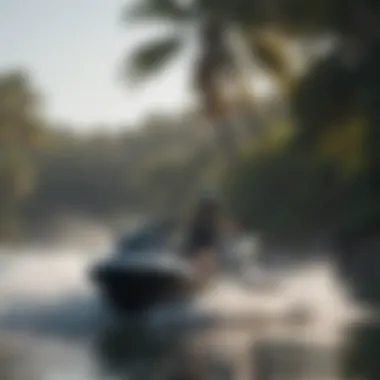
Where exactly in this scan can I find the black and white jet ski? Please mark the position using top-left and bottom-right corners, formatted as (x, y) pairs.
(89, 220), (196, 315)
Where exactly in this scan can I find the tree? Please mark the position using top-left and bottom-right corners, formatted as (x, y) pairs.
(289, 0), (380, 243)
(123, 0), (380, 148)
(0, 71), (43, 147)
(120, 0), (380, 245)
(0, 70), (44, 239)
(122, 0), (294, 160)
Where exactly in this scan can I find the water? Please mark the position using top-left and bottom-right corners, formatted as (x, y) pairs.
(0, 245), (377, 380)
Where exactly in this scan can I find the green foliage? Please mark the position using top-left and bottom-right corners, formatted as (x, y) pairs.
(1, 0), (380, 248)
(0, 71), (44, 146)
(21, 112), (219, 231)
(126, 35), (184, 81)
(0, 71), (43, 241)
(0, 62), (377, 248)
(224, 145), (339, 240)
(124, 0), (376, 33)
(123, 0), (193, 23)
(0, 149), (35, 202)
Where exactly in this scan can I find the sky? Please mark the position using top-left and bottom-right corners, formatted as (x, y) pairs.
(0, 0), (195, 131)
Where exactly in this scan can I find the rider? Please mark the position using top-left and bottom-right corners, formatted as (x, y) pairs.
(184, 191), (220, 253)
(183, 190), (238, 280)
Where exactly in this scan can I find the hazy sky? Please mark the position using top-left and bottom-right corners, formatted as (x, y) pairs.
(0, 0), (194, 130)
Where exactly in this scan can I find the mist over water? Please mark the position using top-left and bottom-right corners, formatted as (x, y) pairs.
(0, 241), (373, 380)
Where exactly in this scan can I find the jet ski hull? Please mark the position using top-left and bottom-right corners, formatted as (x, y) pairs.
(91, 261), (194, 315)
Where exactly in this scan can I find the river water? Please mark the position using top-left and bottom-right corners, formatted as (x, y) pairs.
(0, 245), (378, 380)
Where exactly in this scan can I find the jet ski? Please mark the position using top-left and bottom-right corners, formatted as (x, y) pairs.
(89, 220), (196, 315)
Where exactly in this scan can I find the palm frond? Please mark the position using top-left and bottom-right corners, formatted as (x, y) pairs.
(123, 0), (193, 23)
(249, 31), (293, 91)
(126, 35), (185, 81)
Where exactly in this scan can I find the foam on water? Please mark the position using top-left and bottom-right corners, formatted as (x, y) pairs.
(0, 246), (367, 339)
(0, 246), (372, 380)
(0, 250), (92, 303)
(147, 261), (366, 342)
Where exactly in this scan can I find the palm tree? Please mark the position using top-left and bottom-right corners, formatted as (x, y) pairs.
(123, 0), (292, 162)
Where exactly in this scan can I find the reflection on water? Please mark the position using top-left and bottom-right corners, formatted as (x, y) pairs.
(253, 340), (341, 380)
(0, 247), (377, 380)
(343, 322), (380, 380)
